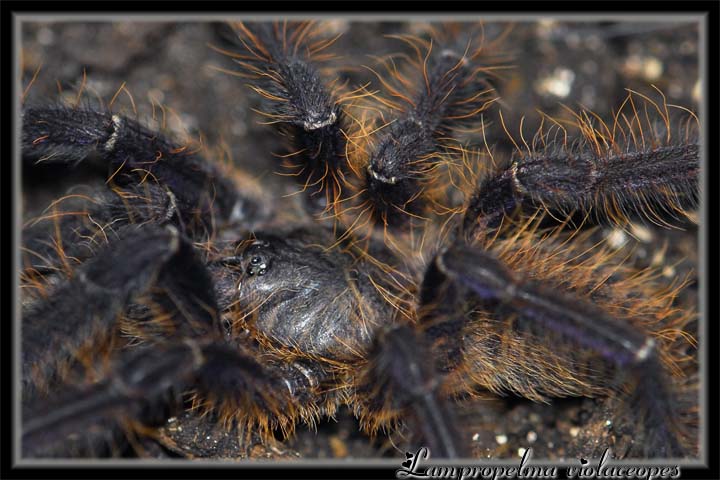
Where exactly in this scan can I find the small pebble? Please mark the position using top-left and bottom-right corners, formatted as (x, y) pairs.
(496, 434), (508, 445)
(472, 433), (480, 442)
(630, 224), (653, 243)
(643, 57), (663, 80)
(651, 249), (667, 266)
(570, 426), (580, 437)
(518, 447), (527, 457)
(607, 228), (628, 249)
(623, 55), (663, 81)
(526, 431), (537, 443)
(329, 435), (348, 458)
(536, 67), (575, 98)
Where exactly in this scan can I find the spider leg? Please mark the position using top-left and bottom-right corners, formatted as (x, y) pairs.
(361, 243), (501, 458)
(21, 340), (304, 458)
(223, 22), (347, 211)
(362, 32), (496, 228)
(22, 341), (204, 457)
(434, 244), (688, 457)
(462, 142), (699, 238)
(21, 184), (180, 275)
(22, 224), (219, 400)
(22, 106), (241, 236)
(21, 106), (274, 279)
(362, 324), (468, 459)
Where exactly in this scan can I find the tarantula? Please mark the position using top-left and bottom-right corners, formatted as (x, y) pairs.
(19, 20), (700, 461)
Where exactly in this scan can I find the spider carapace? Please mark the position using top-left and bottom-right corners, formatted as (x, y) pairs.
(19, 20), (700, 460)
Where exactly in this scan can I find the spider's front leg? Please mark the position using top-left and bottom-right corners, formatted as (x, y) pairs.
(356, 29), (498, 230)
(221, 21), (349, 212)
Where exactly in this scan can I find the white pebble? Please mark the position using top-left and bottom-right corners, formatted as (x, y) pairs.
(643, 57), (663, 81)
(526, 431), (537, 443)
(607, 228), (628, 249)
(495, 434), (508, 445)
(536, 67), (575, 98)
(630, 224), (653, 243)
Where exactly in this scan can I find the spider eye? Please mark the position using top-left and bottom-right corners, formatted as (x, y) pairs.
(221, 317), (232, 336)
(242, 241), (273, 276)
(247, 256), (270, 276)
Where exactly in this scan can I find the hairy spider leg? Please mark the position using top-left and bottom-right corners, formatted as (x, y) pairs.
(361, 30), (497, 228)
(463, 143), (699, 238)
(361, 324), (468, 458)
(222, 21), (348, 212)
(22, 225), (217, 400)
(22, 183), (183, 276)
(22, 107), (241, 238)
(434, 244), (688, 458)
(461, 93), (700, 240)
(21, 338), (314, 458)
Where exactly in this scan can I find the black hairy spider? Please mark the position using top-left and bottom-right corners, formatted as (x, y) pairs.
(19, 19), (701, 461)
